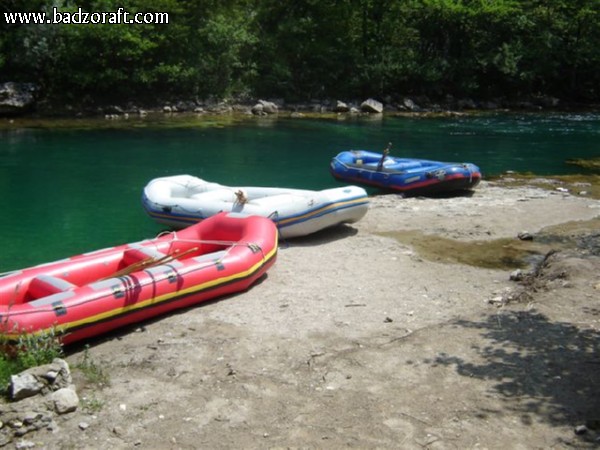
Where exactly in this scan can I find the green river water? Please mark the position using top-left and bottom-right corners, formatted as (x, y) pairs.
(1, 112), (598, 271)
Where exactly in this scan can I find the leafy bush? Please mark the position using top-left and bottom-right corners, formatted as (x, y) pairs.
(1, 0), (599, 105)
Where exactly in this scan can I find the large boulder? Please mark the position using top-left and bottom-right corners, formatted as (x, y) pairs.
(334, 100), (350, 113)
(360, 98), (383, 113)
(251, 100), (279, 116)
(10, 358), (73, 401)
(401, 97), (420, 111)
(0, 82), (38, 115)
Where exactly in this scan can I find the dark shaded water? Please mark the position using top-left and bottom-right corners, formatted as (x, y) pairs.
(1, 112), (599, 271)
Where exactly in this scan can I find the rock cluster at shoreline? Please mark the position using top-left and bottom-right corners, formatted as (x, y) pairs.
(67, 93), (576, 120)
(3, 81), (596, 119)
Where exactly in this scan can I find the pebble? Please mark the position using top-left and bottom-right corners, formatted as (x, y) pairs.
(510, 269), (524, 281)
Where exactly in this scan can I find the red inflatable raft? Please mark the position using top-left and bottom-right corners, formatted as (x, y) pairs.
(0, 212), (277, 345)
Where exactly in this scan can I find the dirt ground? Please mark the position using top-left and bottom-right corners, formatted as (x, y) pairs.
(5, 179), (600, 449)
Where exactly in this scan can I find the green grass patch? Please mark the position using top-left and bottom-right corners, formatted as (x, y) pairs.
(0, 329), (64, 395)
(80, 394), (104, 413)
(74, 345), (110, 387)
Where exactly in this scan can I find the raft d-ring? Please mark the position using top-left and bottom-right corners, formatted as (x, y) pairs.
(52, 301), (67, 316)
(112, 285), (125, 298)
(247, 243), (262, 254)
(167, 270), (177, 283)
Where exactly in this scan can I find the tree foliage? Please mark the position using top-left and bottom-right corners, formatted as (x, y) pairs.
(1, 0), (599, 105)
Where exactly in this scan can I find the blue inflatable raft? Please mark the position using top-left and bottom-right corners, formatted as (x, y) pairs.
(330, 150), (482, 196)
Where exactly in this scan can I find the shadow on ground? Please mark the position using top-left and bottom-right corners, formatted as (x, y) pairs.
(279, 224), (359, 248)
(432, 310), (600, 442)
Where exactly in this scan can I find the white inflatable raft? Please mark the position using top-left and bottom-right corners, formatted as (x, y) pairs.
(142, 175), (369, 239)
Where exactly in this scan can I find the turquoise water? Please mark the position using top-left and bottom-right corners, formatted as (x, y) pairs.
(1, 112), (598, 271)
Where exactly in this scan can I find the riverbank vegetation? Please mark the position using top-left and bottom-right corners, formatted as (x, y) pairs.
(1, 0), (599, 109)
(0, 330), (63, 393)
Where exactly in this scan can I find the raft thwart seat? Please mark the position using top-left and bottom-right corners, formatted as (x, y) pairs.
(29, 275), (76, 298)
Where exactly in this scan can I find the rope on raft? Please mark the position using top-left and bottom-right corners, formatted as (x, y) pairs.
(155, 230), (267, 262)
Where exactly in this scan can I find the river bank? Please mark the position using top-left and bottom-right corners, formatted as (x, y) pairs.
(2, 178), (599, 449)
(2, 91), (599, 127)
(0, 107), (522, 131)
